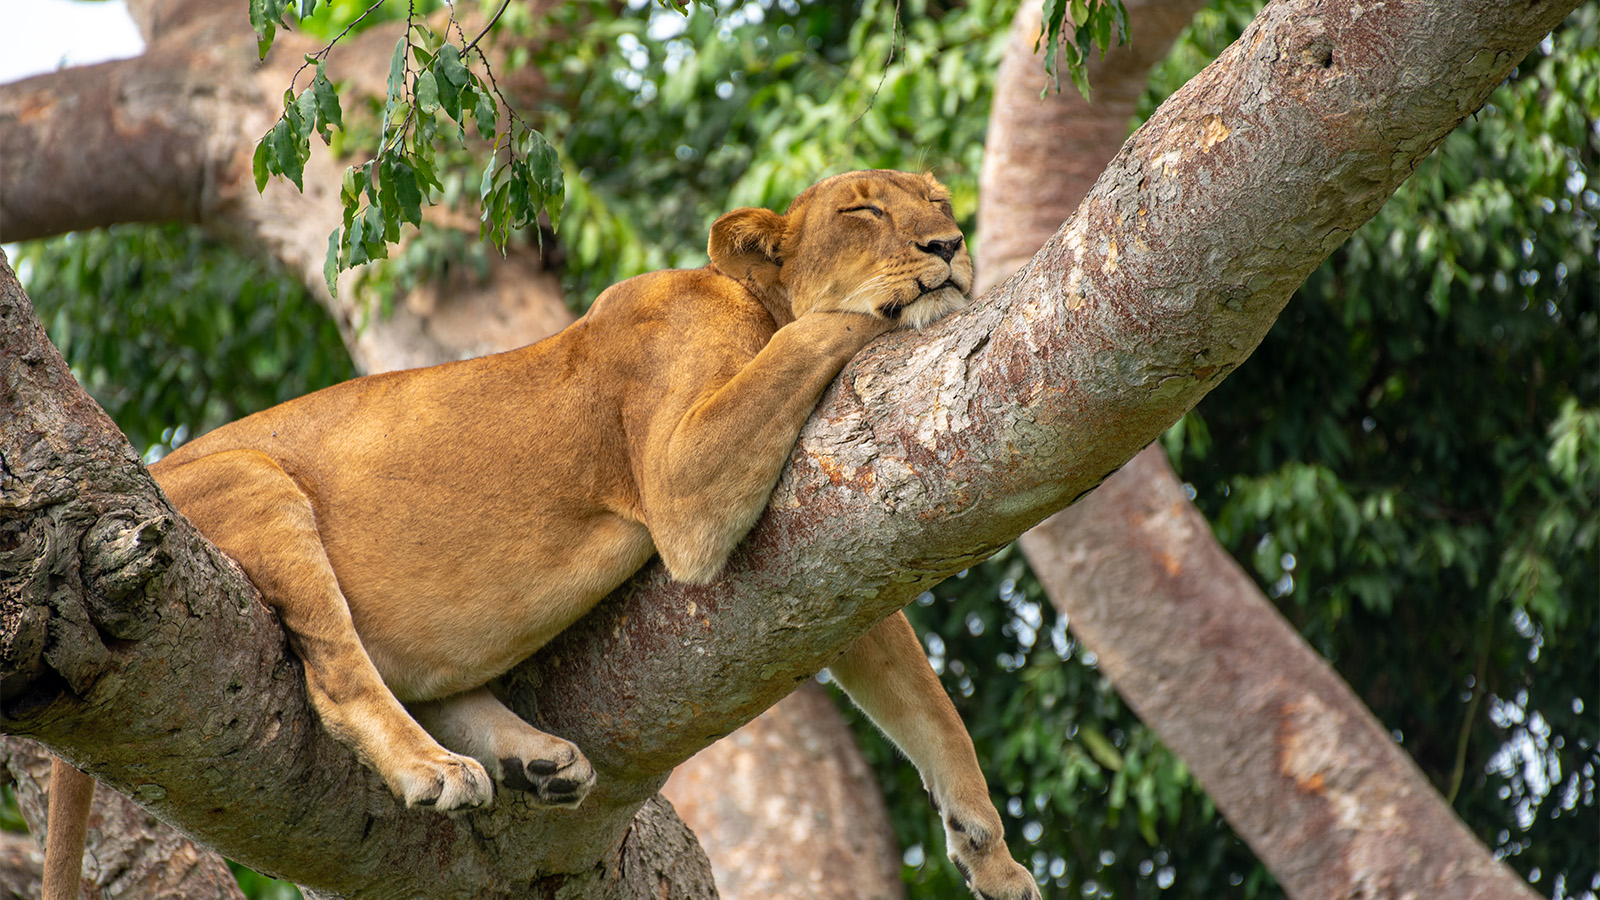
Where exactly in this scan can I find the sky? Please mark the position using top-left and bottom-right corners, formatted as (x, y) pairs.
(0, 0), (144, 84)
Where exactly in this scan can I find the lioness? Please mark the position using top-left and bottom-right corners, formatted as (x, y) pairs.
(44, 170), (1039, 900)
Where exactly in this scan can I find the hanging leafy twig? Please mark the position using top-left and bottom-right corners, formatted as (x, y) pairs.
(1038, 0), (1131, 98)
(248, 0), (562, 297)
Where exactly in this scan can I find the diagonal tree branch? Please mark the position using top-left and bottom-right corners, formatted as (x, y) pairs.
(1, 0), (1577, 895)
(979, 3), (1554, 897)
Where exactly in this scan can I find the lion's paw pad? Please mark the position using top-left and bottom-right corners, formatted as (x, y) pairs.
(497, 742), (595, 808)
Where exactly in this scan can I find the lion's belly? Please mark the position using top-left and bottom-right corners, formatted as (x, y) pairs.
(326, 509), (656, 702)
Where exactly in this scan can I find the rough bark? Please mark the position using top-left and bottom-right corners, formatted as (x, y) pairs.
(976, 0), (1211, 291)
(0, 0), (1576, 896)
(1, 736), (245, 900)
(1026, 452), (1541, 900)
(979, 3), (1545, 898)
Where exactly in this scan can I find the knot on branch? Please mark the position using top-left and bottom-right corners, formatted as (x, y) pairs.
(82, 510), (173, 632)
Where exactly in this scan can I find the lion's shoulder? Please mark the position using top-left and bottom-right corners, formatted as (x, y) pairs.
(583, 265), (777, 347)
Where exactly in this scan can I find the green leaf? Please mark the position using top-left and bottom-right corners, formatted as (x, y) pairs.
(433, 58), (462, 123)
(269, 119), (303, 190)
(324, 227), (340, 296)
(293, 86), (318, 140)
(250, 0), (285, 56)
(312, 61), (343, 141)
(410, 152), (442, 194)
(256, 22), (277, 60)
(390, 160), (423, 228)
(364, 203), (395, 252)
(252, 139), (271, 193)
(377, 157), (401, 218)
(386, 36), (408, 104)
(474, 90), (497, 142)
(436, 43), (469, 89)
(415, 69), (441, 115)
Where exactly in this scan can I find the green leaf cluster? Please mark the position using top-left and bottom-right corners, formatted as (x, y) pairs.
(253, 57), (345, 193)
(1039, 0), (1130, 98)
(14, 226), (354, 461)
(248, 0), (562, 297)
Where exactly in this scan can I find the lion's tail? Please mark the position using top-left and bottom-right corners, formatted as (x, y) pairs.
(42, 757), (95, 900)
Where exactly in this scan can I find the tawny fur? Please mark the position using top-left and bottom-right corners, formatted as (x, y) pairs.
(43, 171), (1039, 900)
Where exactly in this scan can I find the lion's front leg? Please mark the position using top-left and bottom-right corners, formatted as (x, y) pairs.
(830, 612), (1041, 900)
(410, 687), (596, 808)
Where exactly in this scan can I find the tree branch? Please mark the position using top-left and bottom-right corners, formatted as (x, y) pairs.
(1, 0), (1577, 895)
(0, 54), (214, 239)
(979, 3), (1550, 896)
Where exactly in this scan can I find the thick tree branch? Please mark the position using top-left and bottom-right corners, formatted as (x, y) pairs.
(977, 0), (1210, 291)
(1, 0), (1577, 896)
(0, 52), (216, 238)
(1026, 450), (1540, 899)
(979, 4), (1550, 897)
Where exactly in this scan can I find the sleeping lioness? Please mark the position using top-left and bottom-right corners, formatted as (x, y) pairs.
(44, 170), (1040, 900)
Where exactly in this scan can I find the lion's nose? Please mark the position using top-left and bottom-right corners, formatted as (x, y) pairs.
(919, 236), (963, 262)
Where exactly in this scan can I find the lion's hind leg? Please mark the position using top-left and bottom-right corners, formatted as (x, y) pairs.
(411, 687), (596, 808)
(830, 612), (1040, 900)
(154, 449), (493, 811)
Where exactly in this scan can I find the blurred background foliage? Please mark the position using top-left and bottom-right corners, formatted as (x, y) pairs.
(13, 226), (356, 460)
(8, 0), (1595, 898)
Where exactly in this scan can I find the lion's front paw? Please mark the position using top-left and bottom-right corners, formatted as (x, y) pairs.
(495, 735), (596, 808)
(937, 792), (1040, 900)
(391, 750), (494, 811)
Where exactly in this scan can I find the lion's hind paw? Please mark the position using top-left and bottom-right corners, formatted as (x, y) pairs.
(496, 739), (596, 808)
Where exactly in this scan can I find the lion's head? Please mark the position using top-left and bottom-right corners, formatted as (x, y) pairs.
(708, 170), (974, 330)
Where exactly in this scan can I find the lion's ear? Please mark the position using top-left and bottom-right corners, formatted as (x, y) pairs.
(708, 207), (786, 284)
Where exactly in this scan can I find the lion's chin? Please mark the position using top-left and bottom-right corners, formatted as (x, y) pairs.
(889, 286), (970, 329)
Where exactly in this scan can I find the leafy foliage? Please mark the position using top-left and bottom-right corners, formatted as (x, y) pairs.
(15, 226), (355, 460)
(1150, 4), (1599, 897)
(250, 0), (562, 295)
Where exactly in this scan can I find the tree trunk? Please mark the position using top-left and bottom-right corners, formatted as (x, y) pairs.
(1, 0), (1576, 895)
(663, 681), (904, 900)
(978, 3), (1543, 898)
